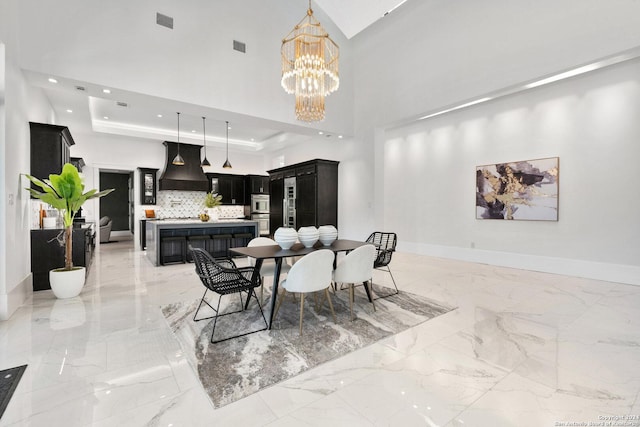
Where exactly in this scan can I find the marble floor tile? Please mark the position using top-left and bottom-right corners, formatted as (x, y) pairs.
(1, 241), (639, 426)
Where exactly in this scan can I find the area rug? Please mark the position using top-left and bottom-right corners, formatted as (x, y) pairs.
(0, 365), (27, 419)
(161, 287), (455, 408)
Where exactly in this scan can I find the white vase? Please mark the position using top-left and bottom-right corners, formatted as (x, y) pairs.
(49, 267), (86, 299)
(318, 225), (338, 246)
(298, 226), (319, 248)
(274, 227), (298, 249)
(205, 207), (219, 221)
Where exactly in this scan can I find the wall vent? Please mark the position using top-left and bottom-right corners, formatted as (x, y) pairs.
(116, 101), (128, 107)
(233, 40), (246, 53)
(156, 13), (174, 29)
(75, 86), (86, 91)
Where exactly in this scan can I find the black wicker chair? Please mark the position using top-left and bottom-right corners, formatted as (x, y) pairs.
(366, 232), (399, 298)
(190, 247), (268, 343)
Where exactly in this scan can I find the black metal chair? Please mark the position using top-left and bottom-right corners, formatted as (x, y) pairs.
(366, 232), (399, 298)
(190, 247), (268, 343)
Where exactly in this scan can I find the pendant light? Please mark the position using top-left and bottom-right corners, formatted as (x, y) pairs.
(172, 112), (185, 165)
(222, 120), (232, 169)
(201, 116), (211, 167)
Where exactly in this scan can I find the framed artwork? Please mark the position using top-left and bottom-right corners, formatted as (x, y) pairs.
(476, 157), (559, 221)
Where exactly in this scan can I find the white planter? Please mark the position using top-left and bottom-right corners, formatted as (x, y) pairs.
(49, 267), (86, 299)
(205, 207), (219, 221)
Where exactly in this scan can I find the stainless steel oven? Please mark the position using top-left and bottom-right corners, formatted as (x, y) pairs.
(251, 213), (270, 236)
(251, 194), (270, 214)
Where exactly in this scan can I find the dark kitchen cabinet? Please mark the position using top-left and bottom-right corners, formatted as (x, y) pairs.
(246, 175), (269, 195)
(138, 168), (158, 205)
(269, 172), (284, 234)
(29, 122), (75, 192)
(267, 159), (338, 234)
(206, 173), (245, 205)
(31, 223), (95, 291)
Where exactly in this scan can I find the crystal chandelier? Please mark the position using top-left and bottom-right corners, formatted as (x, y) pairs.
(281, 1), (339, 122)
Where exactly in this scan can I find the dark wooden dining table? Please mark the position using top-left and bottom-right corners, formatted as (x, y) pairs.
(229, 239), (372, 329)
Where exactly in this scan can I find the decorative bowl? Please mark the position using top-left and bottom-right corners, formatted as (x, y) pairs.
(298, 226), (319, 248)
(274, 227), (298, 249)
(318, 225), (338, 246)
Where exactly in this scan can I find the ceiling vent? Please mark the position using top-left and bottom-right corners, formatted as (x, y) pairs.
(116, 101), (128, 107)
(156, 13), (174, 29)
(75, 85), (86, 91)
(233, 40), (246, 53)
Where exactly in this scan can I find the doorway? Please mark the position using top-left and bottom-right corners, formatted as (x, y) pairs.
(99, 171), (134, 235)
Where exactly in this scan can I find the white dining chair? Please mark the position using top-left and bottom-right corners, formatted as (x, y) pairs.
(333, 244), (377, 321)
(273, 249), (336, 336)
(247, 237), (292, 304)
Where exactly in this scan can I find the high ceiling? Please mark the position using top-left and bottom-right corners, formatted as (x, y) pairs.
(24, 1), (410, 153)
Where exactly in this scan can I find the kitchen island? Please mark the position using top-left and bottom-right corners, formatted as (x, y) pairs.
(146, 219), (258, 266)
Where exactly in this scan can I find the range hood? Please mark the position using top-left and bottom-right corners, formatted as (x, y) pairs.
(159, 141), (209, 191)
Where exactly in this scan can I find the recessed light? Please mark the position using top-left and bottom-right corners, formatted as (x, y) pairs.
(318, 131), (324, 135)
(66, 109), (73, 113)
(48, 78), (58, 83)
(103, 116), (109, 120)
(191, 130), (196, 133)
(250, 138), (255, 142)
(338, 135), (343, 139)
(157, 114), (163, 118)
(227, 126), (232, 130)
(102, 88), (111, 94)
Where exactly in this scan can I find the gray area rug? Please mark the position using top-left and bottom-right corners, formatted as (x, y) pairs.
(161, 286), (455, 408)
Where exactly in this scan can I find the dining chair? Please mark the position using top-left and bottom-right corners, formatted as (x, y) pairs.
(333, 244), (377, 321)
(273, 249), (336, 336)
(190, 247), (268, 343)
(247, 237), (292, 304)
(366, 231), (399, 298)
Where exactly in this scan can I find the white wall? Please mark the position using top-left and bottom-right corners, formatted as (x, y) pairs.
(383, 59), (640, 284)
(0, 0), (57, 319)
(342, 0), (640, 284)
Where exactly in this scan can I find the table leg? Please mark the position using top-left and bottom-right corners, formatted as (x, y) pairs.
(268, 258), (284, 330)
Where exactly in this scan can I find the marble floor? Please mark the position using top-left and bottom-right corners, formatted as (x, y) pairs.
(1, 240), (639, 427)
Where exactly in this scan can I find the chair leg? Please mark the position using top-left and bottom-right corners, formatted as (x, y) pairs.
(210, 294), (224, 343)
(299, 293), (305, 336)
(349, 284), (355, 321)
(387, 266), (399, 293)
(324, 288), (337, 323)
(260, 276), (265, 305)
(193, 289), (217, 322)
(363, 281), (376, 312)
(273, 289), (286, 320)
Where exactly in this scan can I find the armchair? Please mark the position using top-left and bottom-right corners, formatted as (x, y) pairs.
(99, 216), (112, 243)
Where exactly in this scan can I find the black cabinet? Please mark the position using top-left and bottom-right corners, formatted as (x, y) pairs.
(269, 172), (284, 234)
(139, 168), (158, 205)
(140, 219), (147, 249)
(31, 224), (95, 291)
(206, 173), (245, 205)
(267, 159), (339, 234)
(246, 175), (269, 195)
(29, 122), (75, 192)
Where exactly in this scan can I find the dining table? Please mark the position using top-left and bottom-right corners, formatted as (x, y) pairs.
(229, 239), (373, 329)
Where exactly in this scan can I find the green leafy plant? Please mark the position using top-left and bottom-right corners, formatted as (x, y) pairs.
(25, 163), (114, 271)
(204, 192), (223, 208)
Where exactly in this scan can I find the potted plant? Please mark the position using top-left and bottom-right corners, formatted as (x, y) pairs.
(203, 192), (223, 221)
(25, 163), (114, 298)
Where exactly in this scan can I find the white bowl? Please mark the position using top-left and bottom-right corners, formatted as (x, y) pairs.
(297, 226), (319, 248)
(274, 227), (298, 249)
(318, 225), (338, 246)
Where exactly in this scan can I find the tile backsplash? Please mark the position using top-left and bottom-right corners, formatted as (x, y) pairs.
(150, 191), (245, 219)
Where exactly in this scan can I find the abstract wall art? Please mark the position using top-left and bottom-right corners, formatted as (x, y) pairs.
(476, 157), (559, 221)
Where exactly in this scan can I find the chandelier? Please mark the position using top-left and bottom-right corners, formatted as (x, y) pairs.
(281, 1), (339, 122)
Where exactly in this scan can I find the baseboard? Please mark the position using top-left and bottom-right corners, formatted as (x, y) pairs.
(0, 273), (32, 321)
(399, 242), (640, 287)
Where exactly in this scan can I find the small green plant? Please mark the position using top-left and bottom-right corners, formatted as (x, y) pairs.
(25, 163), (114, 271)
(204, 192), (223, 208)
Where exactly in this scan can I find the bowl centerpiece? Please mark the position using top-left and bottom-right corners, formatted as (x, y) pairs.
(318, 225), (338, 246)
(298, 226), (319, 248)
(274, 227), (298, 249)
